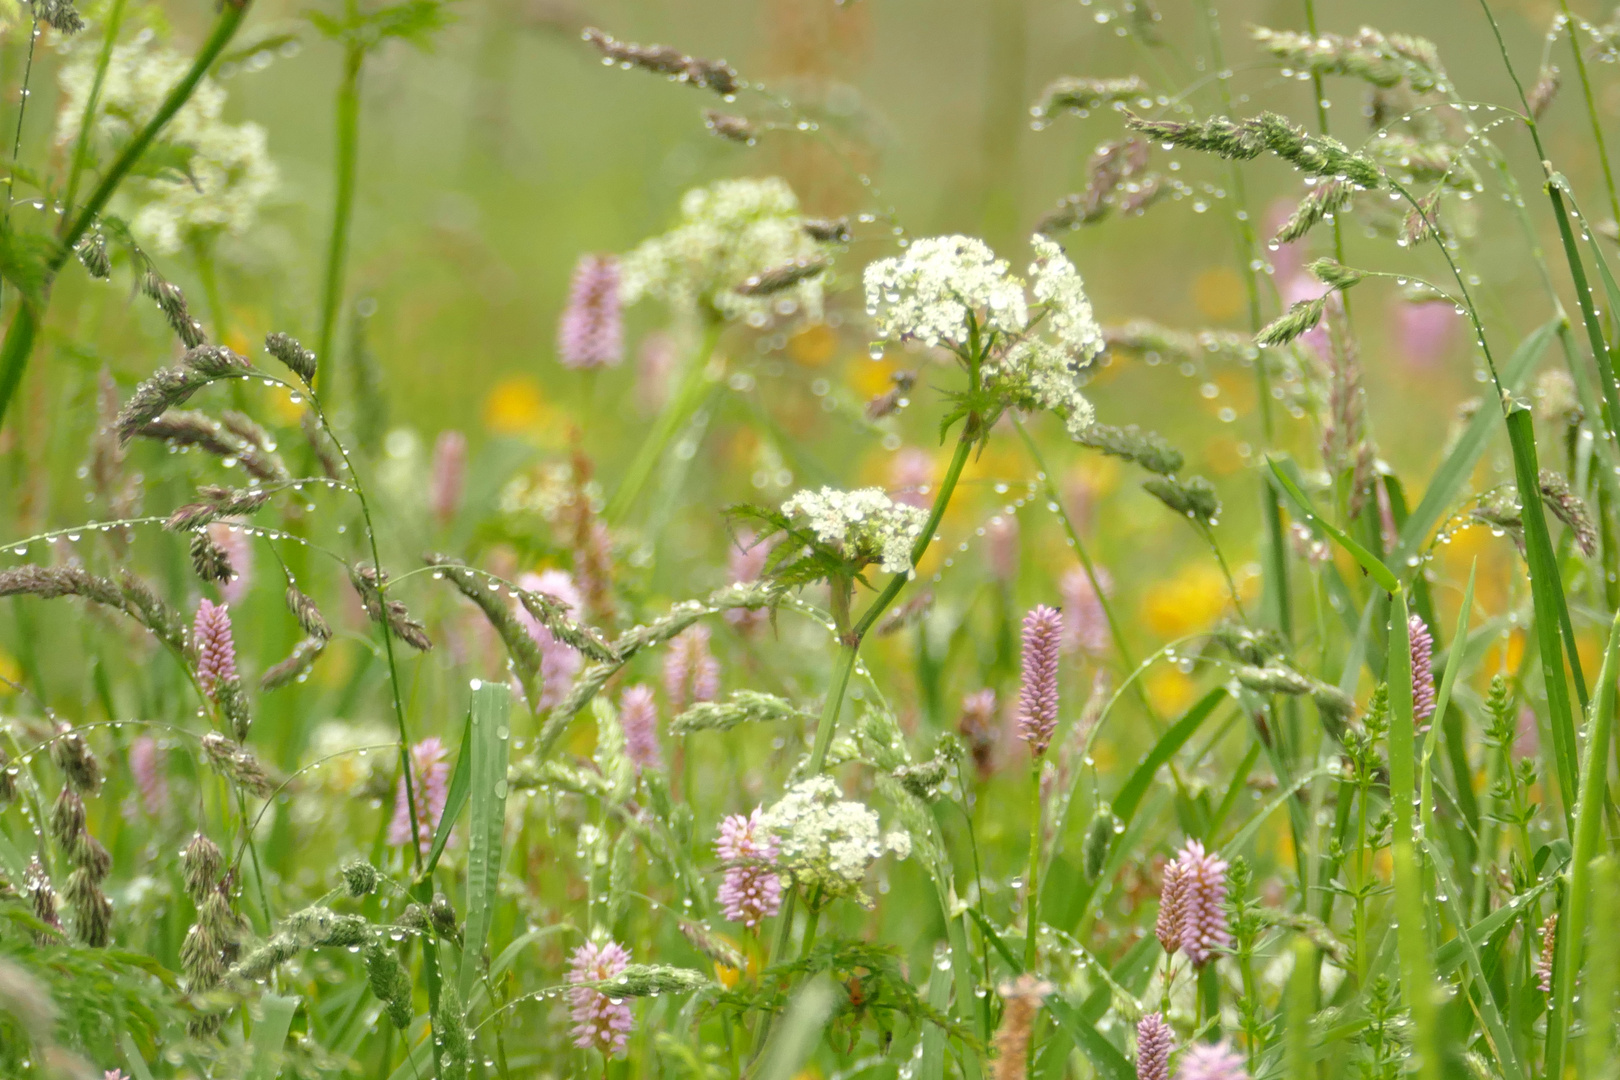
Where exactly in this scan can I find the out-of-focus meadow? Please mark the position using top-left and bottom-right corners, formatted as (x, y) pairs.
(7, 0), (1620, 1075)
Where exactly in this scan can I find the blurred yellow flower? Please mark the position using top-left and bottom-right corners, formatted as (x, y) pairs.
(789, 324), (839, 367)
(1142, 563), (1230, 638)
(1146, 666), (1194, 714)
(0, 651), (20, 693)
(849, 356), (896, 399)
(484, 376), (556, 436)
(1193, 267), (1244, 322)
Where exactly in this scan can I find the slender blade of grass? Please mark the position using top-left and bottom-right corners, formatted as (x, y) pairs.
(1267, 457), (1398, 592)
(246, 994), (299, 1080)
(756, 976), (839, 1080)
(1388, 589), (1443, 1080)
(1504, 406), (1581, 825)
(459, 681), (511, 999)
(1548, 610), (1620, 1080)
(423, 708), (474, 878)
(1586, 857), (1620, 1080)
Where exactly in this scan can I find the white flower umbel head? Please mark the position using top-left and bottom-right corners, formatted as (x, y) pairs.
(863, 236), (1027, 349)
(619, 176), (831, 323)
(56, 39), (277, 255)
(1029, 235), (1104, 360)
(863, 233), (1103, 438)
(781, 486), (928, 575)
(760, 776), (909, 905)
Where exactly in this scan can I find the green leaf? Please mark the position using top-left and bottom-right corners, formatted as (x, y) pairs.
(245, 994), (299, 1080)
(1267, 457), (1398, 592)
(459, 681), (511, 999)
(0, 221), (60, 308)
(1549, 609), (1620, 1080)
(422, 709), (473, 878)
(1504, 406), (1581, 824)
(118, 1033), (155, 1080)
(757, 976), (840, 1080)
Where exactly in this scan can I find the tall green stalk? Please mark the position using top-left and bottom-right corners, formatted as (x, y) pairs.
(315, 41), (364, 395)
(1548, 611), (1620, 1080)
(0, 0), (253, 431)
(61, 0), (131, 219)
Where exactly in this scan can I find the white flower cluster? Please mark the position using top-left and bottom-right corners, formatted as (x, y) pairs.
(57, 37), (277, 255)
(620, 177), (830, 323)
(781, 486), (928, 574)
(862, 234), (1104, 438)
(863, 236), (1027, 348)
(761, 776), (910, 904)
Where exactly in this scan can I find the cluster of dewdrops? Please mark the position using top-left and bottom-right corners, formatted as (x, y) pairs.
(760, 776), (910, 903)
(780, 486), (928, 574)
(618, 176), (833, 324)
(56, 34), (277, 255)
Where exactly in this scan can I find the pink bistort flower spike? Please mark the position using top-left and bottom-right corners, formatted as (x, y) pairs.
(984, 514), (1019, 584)
(430, 430), (467, 528)
(1016, 605), (1062, 758)
(664, 625), (720, 712)
(515, 570), (584, 710)
(1172, 840), (1230, 966)
(388, 737), (451, 858)
(1175, 1040), (1248, 1080)
(958, 688), (1000, 780)
(724, 531), (770, 632)
(715, 807), (783, 929)
(1155, 857), (1187, 957)
(1135, 1012), (1173, 1080)
(568, 938), (633, 1056)
(557, 254), (624, 370)
(129, 736), (168, 818)
(619, 684), (662, 772)
(1409, 614), (1436, 730)
(193, 599), (238, 694)
(1061, 567), (1110, 656)
(207, 521), (252, 605)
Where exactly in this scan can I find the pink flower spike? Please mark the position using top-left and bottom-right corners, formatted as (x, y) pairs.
(568, 939), (633, 1057)
(715, 807), (783, 929)
(1016, 605), (1062, 758)
(129, 737), (168, 818)
(1175, 1040), (1249, 1080)
(1172, 840), (1230, 966)
(1409, 614), (1436, 730)
(1061, 567), (1110, 656)
(193, 599), (238, 694)
(664, 625), (720, 712)
(1136, 1012), (1173, 1080)
(557, 255), (624, 370)
(984, 514), (1019, 583)
(208, 521), (252, 605)
(388, 737), (451, 858)
(430, 430), (467, 528)
(619, 684), (662, 772)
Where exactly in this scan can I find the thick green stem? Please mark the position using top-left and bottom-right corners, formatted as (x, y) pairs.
(316, 42), (363, 397)
(1558, 0), (1620, 229)
(0, 0), (252, 431)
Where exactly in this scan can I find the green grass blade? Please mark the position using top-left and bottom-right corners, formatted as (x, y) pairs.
(1285, 936), (1315, 1080)
(1393, 319), (1556, 565)
(1388, 589), (1443, 1080)
(118, 1032), (155, 1080)
(246, 994), (299, 1080)
(1046, 688), (1226, 925)
(757, 976), (839, 1080)
(459, 681), (512, 999)
(1549, 609), (1620, 1080)
(1586, 857), (1620, 1080)
(423, 709), (474, 879)
(1504, 406), (1582, 824)
(1547, 181), (1620, 443)
(1267, 457), (1398, 592)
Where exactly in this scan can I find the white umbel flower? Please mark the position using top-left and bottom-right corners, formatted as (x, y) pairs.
(56, 39), (277, 255)
(781, 486), (928, 574)
(620, 176), (830, 323)
(863, 233), (1103, 437)
(863, 235), (1027, 348)
(761, 776), (910, 904)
